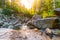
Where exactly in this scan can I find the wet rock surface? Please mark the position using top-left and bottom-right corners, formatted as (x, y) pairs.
(31, 15), (57, 28)
(0, 13), (22, 29)
(0, 13), (57, 29)
(52, 36), (60, 40)
(0, 11), (59, 40)
(0, 28), (51, 40)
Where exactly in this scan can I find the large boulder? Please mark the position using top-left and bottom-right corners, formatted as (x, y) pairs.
(31, 15), (57, 28)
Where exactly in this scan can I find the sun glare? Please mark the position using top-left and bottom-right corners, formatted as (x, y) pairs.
(9, 0), (12, 2)
(20, 0), (35, 9)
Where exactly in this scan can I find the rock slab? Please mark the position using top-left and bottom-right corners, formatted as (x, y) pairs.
(0, 28), (51, 40)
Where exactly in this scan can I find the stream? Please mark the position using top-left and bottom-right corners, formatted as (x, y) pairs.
(0, 13), (60, 40)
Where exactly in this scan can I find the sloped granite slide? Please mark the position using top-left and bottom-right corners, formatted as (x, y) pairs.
(0, 28), (51, 40)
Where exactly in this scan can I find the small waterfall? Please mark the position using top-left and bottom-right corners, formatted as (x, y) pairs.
(21, 19), (32, 30)
(21, 24), (28, 30)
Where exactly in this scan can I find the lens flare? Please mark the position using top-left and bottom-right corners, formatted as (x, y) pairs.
(20, 0), (34, 9)
(8, 0), (12, 2)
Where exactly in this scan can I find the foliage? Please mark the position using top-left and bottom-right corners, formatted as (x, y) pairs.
(0, 0), (57, 18)
(1, 7), (14, 16)
(0, 0), (5, 8)
(56, 1), (60, 8)
(0, 0), (14, 16)
(38, 0), (55, 18)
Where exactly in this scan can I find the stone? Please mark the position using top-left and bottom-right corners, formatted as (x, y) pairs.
(0, 28), (51, 40)
(31, 15), (57, 28)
